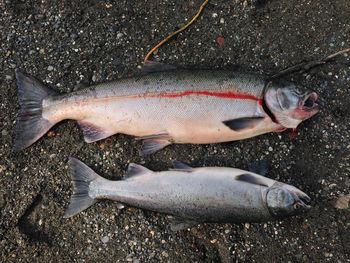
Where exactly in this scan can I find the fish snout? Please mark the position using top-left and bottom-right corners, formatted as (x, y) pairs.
(266, 185), (312, 218)
(292, 191), (312, 212)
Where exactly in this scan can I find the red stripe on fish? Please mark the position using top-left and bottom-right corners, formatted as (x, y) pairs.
(145, 90), (262, 102)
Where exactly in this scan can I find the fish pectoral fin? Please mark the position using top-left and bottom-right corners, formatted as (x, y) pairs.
(235, 173), (269, 187)
(142, 60), (177, 74)
(77, 121), (110, 143)
(169, 217), (198, 231)
(137, 132), (172, 155)
(169, 160), (194, 172)
(125, 163), (152, 179)
(223, 117), (264, 131)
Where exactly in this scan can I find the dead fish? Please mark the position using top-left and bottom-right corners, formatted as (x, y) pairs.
(14, 69), (319, 154)
(64, 158), (311, 230)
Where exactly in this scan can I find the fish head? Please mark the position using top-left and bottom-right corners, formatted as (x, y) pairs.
(266, 184), (311, 218)
(264, 81), (319, 128)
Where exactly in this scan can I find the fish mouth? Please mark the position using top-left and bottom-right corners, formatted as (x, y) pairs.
(292, 191), (312, 211)
(301, 92), (319, 113)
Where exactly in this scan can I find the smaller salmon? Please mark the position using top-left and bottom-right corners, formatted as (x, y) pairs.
(64, 158), (311, 230)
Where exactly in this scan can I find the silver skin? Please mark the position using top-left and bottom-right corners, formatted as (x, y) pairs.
(14, 70), (319, 152)
(65, 158), (311, 223)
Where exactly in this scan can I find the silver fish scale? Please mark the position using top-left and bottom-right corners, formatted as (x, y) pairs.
(44, 70), (271, 145)
(69, 70), (266, 100)
(91, 168), (273, 222)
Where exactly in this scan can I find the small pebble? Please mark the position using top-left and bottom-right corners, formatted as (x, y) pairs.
(216, 36), (225, 46)
(47, 65), (54, 71)
(333, 194), (350, 209)
(101, 236), (109, 243)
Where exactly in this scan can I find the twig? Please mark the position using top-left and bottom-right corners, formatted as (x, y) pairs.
(143, 0), (209, 63)
(271, 48), (350, 79)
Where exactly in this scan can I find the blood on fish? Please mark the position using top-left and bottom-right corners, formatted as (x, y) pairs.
(144, 90), (261, 101)
(289, 128), (298, 139)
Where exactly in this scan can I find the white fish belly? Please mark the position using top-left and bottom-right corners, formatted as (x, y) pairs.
(55, 95), (278, 143)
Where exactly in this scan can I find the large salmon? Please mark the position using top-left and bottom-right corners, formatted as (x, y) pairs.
(14, 69), (319, 154)
(64, 158), (311, 230)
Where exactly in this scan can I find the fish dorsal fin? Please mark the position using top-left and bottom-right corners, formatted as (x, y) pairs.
(235, 173), (269, 187)
(170, 160), (194, 172)
(248, 160), (268, 177)
(125, 163), (152, 179)
(172, 160), (192, 169)
(142, 60), (177, 74)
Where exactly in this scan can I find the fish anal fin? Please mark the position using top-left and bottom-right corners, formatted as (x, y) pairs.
(141, 139), (171, 156)
(137, 132), (172, 155)
(77, 121), (109, 143)
(223, 117), (264, 131)
(235, 173), (269, 187)
(142, 60), (177, 74)
(125, 163), (152, 179)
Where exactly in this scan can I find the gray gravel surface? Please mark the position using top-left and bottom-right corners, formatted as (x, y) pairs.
(1, 0), (350, 262)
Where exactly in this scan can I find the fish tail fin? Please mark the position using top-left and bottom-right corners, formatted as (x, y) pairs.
(64, 158), (103, 218)
(13, 70), (58, 151)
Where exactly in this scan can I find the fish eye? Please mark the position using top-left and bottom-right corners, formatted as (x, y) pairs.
(293, 203), (301, 209)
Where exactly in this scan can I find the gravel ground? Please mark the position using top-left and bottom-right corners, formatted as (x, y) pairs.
(1, 0), (350, 262)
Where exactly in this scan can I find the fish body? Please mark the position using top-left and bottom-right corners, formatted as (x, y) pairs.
(14, 70), (319, 153)
(65, 159), (311, 228)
